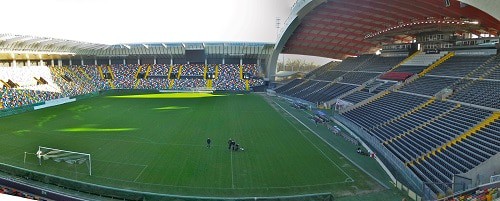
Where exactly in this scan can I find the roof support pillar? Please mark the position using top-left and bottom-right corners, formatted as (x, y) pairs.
(240, 58), (243, 66)
(12, 59), (16, 68)
(51, 59), (54, 67)
(222, 58), (225, 65)
(154, 57), (157, 65)
(80, 58), (84, 66)
(123, 59), (126, 65)
(94, 59), (97, 65)
(137, 58), (140, 65)
(170, 58), (173, 66)
(108, 58), (111, 65)
(205, 58), (207, 66)
(58, 59), (62, 67)
(25, 54), (30, 67)
(69, 59), (72, 66)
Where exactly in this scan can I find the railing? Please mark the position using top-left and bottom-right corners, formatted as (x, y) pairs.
(333, 114), (429, 199)
(0, 161), (335, 201)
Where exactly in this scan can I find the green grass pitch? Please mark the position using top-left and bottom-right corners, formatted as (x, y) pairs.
(0, 91), (382, 197)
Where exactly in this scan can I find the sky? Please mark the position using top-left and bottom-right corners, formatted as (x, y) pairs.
(2, 0), (332, 65)
(3, 0), (295, 44)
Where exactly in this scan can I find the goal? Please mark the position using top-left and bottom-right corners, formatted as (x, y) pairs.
(24, 146), (92, 176)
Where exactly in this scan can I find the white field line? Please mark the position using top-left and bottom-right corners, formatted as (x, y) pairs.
(231, 151), (235, 189)
(273, 100), (354, 182)
(134, 165), (148, 182)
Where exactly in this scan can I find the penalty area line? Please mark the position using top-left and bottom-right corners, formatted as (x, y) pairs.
(134, 165), (148, 182)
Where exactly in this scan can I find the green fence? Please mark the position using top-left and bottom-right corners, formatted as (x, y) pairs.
(0, 104), (39, 118)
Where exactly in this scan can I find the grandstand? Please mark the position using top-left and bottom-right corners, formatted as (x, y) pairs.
(0, 0), (499, 200)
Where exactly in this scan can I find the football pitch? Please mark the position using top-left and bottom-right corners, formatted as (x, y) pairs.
(0, 91), (382, 197)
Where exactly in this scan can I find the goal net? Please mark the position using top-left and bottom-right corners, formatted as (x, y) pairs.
(25, 146), (92, 176)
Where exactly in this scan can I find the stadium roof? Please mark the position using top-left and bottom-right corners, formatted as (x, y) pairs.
(276, 0), (500, 60)
(0, 34), (274, 60)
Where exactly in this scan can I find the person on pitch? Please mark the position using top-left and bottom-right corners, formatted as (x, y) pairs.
(228, 138), (233, 150)
(206, 138), (211, 148)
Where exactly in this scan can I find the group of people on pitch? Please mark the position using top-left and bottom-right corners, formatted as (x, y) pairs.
(205, 138), (244, 151)
(228, 138), (243, 151)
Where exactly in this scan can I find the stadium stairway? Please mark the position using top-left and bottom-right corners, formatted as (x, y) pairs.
(388, 103), (461, 146)
(97, 66), (105, 79)
(340, 90), (391, 114)
(134, 79), (141, 89)
(245, 80), (249, 91)
(310, 81), (335, 96)
(331, 83), (365, 101)
(239, 65), (243, 79)
(177, 65), (183, 79)
(377, 97), (436, 128)
(291, 80), (321, 96)
(145, 65), (152, 78)
(169, 79), (174, 89)
(134, 65), (142, 79)
(215, 65), (219, 79)
(281, 79), (309, 94)
(418, 52), (455, 76)
(203, 65), (207, 80)
(167, 65), (173, 79)
(77, 67), (92, 80)
(389, 51), (422, 71)
(466, 54), (500, 79)
(446, 55), (499, 103)
(339, 79), (403, 114)
(410, 111), (500, 165)
(62, 66), (82, 82)
(108, 80), (115, 89)
(107, 66), (116, 80)
(61, 67), (87, 92)
(207, 79), (213, 89)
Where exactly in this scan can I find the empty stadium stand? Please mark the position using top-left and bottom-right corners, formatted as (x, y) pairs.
(274, 51), (500, 197)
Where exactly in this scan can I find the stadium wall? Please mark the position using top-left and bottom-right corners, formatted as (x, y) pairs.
(0, 92), (98, 118)
(333, 114), (426, 197)
(458, 153), (500, 187)
(0, 104), (38, 118)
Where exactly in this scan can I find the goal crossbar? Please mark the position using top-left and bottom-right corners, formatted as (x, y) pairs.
(34, 146), (92, 176)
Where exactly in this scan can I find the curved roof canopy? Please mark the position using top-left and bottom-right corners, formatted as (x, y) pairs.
(279, 0), (500, 60)
(0, 34), (274, 60)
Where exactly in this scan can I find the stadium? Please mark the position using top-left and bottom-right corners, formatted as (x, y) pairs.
(0, 0), (499, 200)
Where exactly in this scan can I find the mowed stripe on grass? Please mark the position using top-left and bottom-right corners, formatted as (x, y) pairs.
(0, 91), (375, 197)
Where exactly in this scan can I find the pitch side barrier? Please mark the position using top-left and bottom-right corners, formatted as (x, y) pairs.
(0, 162), (335, 201)
(333, 114), (429, 199)
(0, 104), (38, 118)
(0, 92), (99, 118)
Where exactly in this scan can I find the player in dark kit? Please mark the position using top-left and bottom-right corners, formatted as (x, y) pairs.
(228, 138), (233, 150)
(230, 140), (236, 151)
(206, 138), (211, 148)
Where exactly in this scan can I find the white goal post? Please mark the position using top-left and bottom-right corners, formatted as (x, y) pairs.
(24, 146), (92, 176)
